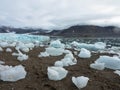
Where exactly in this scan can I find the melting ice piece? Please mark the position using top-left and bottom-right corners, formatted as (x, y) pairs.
(61, 58), (77, 66)
(38, 52), (49, 57)
(0, 65), (27, 82)
(54, 61), (64, 67)
(96, 56), (120, 70)
(6, 48), (12, 52)
(0, 61), (5, 64)
(72, 76), (89, 89)
(78, 48), (91, 58)
(17, 54), (28, 61)
(0, 42), (9, 48)
(94, 42), (106, 50)
(50, 40), (65, 48)
(114, 70), (120, 76)
(0, 47), (3, 52)
(90, 62), (105, 70)
(54, 52), (77, 67)
(47, 66), (68, 81)
(46, 47), (64, 56)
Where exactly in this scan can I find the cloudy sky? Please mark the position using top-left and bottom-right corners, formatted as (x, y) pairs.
(0, 0), (120, 30)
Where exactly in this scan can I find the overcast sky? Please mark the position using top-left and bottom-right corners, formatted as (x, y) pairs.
(0, 0), (120, 30)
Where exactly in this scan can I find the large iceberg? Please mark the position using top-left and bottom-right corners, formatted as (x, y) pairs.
(0, 33), (50, 43)
(96, 56), (120, 70)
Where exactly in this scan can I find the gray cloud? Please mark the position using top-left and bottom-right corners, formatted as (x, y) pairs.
(0, 0), (120, 30)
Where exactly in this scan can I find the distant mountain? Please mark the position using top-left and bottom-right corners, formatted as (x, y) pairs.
(48, 25), (120, 37)
(0, 26), (48, 35)
(0, 25), (120, 37)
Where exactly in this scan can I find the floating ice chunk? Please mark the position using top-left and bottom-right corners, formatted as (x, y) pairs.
(94, 42), (106, 50)
(38, 52), (49, 57)
(0, 42), (9, 48)
(50, 40), (65, 48)
(71, 41), (80, 48)
(9, 42), (16, 47)
(47, 66), (68, 81)
(63, 50), (72, 54)
(65, 44), (72, 49)
(0, 65), (27, 82)
(17, 54), (28, 61)
(96, 56), (120, 70)
(25, 43), (35, 50)
(46, 47), (64, 56)
(90, 62), (105, 70)
(0, 47), (3, 52)
(72, 76), (89, 89)
(54, 61), (64, 67)
(114, 70), (120, 76)
(6, 48), (12, 52)
(78, 48), (91, 58)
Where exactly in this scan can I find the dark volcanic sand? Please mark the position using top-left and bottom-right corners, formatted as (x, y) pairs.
(0, 47), (120, 90)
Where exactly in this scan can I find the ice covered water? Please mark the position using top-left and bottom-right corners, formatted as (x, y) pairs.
(0, 33), (50, 43)
(70, 41), (106, 51)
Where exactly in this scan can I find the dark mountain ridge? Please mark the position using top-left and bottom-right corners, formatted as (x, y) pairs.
(0, 25), (120, 37)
